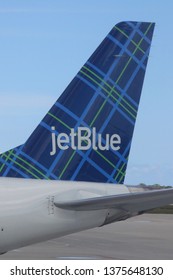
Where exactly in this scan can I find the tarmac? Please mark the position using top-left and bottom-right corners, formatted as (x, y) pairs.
(0, 214), (173, 260)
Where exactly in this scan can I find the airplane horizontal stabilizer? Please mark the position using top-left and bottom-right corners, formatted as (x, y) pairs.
(54, 188), (173, 213)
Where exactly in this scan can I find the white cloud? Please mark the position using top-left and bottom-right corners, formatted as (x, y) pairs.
(0, 91), (58, 153)
(0, 92), (57, 114)
(125, 163), (173, 186)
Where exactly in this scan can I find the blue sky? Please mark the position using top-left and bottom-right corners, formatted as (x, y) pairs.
(0, 0), (173, 185)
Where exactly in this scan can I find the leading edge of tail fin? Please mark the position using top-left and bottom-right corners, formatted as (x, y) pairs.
(0, 21), (155, 183)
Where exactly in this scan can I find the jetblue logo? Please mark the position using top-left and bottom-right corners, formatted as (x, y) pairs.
(50, 126), (121, 155)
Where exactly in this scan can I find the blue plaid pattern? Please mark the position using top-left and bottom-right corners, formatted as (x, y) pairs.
(0, 21), (155, 183)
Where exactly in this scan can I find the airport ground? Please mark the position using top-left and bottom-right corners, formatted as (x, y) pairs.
(0, 214), (173, 260)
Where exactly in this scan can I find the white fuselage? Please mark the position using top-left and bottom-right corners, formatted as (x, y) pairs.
(0, 177), (130, 254)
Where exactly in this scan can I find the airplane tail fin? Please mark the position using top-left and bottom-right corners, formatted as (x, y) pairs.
(0, 21), (155, 183)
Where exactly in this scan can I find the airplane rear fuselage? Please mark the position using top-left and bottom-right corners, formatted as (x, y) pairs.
(0, 178), (129, 254)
